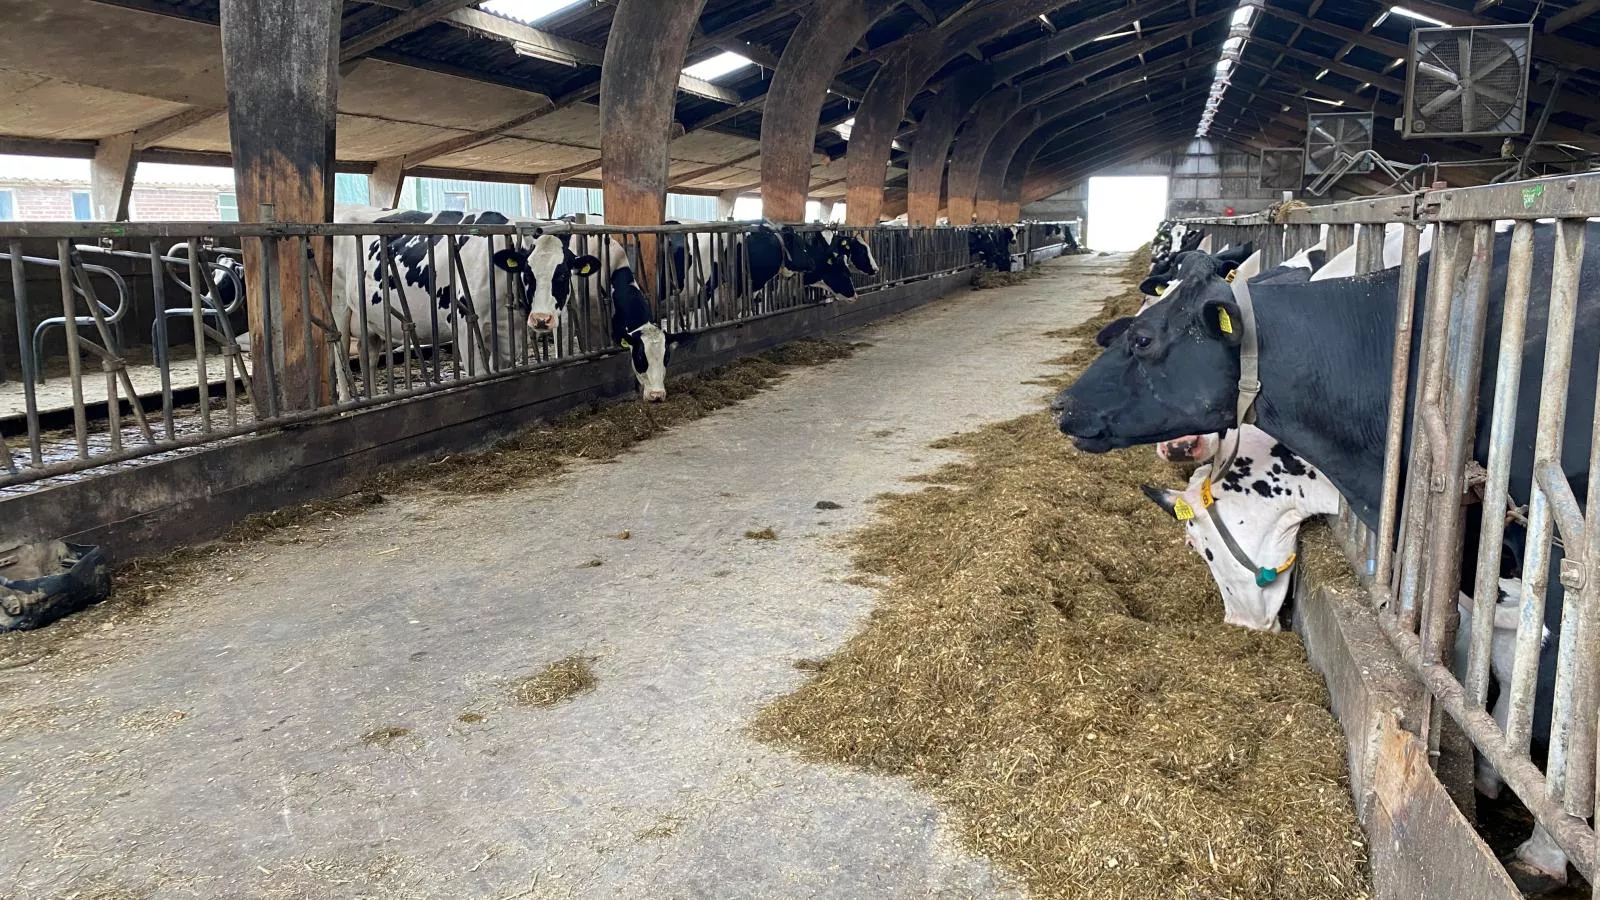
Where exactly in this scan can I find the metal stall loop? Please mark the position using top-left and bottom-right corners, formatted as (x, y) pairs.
(0, 217), (992, 493)
(1172, 175), (1600, 889)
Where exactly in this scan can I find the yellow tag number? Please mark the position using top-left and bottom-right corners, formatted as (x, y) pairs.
(1200, 480), (1215, 508)
(1217, 308), (1234, 335)
(1173, 499), (1195, 522)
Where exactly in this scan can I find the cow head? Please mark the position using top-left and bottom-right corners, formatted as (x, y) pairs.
(612, 267), (696, 402)
(1155, 433), (1220, 463)
(775, 225), (816, 274)
(1055, 264), (1241, 452)
(1139, 435), (1340, 630)
(826, 230), (879, 276)
(496, 233), (600, 332)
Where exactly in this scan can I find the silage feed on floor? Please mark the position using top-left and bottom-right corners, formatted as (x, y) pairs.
(753, 256), (1371, 899)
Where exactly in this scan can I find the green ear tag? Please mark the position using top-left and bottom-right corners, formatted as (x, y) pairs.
(1256, 568), (1278, 587)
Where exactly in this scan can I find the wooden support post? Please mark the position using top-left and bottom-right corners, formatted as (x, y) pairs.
(600, 0), (707, 293)
(220, 0), (339, 414)
(369, 157), (406, 208)
(90, 133), (138, 222)
(846, 38), (934, 225)
(906, 69), (992, 225)
(531, 173), (565, 219)
(975, 108), (1041, 224)
(758, 0), (881, 222)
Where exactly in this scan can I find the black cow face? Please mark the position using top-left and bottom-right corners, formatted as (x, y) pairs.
(777, 226), (816, 273)
(1054, 268), (1242, 453)
(830, 232), (879, 276)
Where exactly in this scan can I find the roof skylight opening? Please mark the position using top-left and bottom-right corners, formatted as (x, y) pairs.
(682, 51), (754, 82)
(835, 117), (855, 141)
(1038, 14), (1052, 25)
(1095, 27), (1140, 40)
(1216, 58), (1233, 74)
(1223, 36), (1243, 52)
(1197, 0), (1261, 138)
(1315, 68), (1329, 79)
(1231, 6), (1254, 26)
(1390, 6), (1449, 27)
(478, 0), (585, 26)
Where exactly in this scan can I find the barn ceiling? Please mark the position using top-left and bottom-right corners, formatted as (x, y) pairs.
(0, 0), (1597, 201)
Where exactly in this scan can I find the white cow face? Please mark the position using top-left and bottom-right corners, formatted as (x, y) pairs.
(1156, 433), (1220, 464)
(627, 322), (669, 402)
(1142, 431), (1342, 631)
(496, 234), (599, 332)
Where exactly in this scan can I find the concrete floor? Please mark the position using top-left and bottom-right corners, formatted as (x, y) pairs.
(0, 254), (1129, 900)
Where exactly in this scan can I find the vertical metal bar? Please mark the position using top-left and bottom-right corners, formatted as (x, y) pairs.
(1548, 219), (1591, 805)
(355, 232), (374, 399)
(1507, 218), (1584, 761)
(447, 236), (464, 382)
(148, 241), (177, 440)
(296, 235), (316, 412)
(256, 233), (283, 420)
(425, 233), (441, 383)
(1399, 223), (1462, 634)
(56, 240), (88, 458)
(1377, 227), (1422, 587)
(1570, 334), (1600, 820)
(191, 240), (214, 432)
(8, 242), (43, 466)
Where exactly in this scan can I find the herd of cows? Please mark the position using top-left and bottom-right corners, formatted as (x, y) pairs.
(1054, 216), (1600, 890)
(214, 206), (1056, 404)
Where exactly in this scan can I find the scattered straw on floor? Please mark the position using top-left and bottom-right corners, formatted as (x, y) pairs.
(744, 527), (779, 541)
(753, 248), (1370, 900)
(0, 339), (857, 668)
(508, 654), (598, 708)
(973, 268), (1042, 290)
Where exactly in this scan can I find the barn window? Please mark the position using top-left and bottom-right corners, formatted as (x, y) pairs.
(0, 189), (13, 221)
(70, 190), (91, 220)
(443, 191), (470, 212)
(682, 51), (754, 82)
(217, 192), (239, 222)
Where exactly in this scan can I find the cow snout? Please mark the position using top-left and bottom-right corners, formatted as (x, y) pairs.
(645, 390), (667, 403)
(1157, 437), (1198, 462)
(528, 312), (555, 330)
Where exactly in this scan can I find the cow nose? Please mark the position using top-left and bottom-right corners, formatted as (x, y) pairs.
(528, 312), (555, 330)
(646, 390), (667, 403)
(1049, 392), (1068, 413)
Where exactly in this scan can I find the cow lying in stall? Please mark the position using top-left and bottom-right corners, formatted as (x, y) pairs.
(1056, 222), (1600, 891)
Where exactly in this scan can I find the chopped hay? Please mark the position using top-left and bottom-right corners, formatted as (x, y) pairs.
(744, 527), (778, 541)
(974, 268), (1040, 290)
(457, 712), (486, 724)
(508, 654), (597, 708)
(752, 260), (1369, 899)
(0, 339), (856, 666)
(360, 725), (412, 748)
(816, 501), (844, 510)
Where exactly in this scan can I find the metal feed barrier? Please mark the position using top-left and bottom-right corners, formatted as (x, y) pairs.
(0, 218), (1070, 494)
(1180, 174), (1600, 888)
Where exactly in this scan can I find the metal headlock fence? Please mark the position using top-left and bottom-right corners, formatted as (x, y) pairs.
(1180, 173), (1600, 885)
(0, 218), (1076, 496)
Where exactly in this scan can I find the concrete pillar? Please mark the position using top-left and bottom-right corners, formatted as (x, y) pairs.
(758, 0), (880, 223)
(945, 87), (1021, 225)
(220, 0), (339, 413)
(369, 157), (405, 208)
(904, 68), (993, 225)
(90, 133), (137, 222)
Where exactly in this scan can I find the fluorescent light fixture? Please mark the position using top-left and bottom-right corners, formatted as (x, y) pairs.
(682, 51), (754, 82)
(1307, 96), (1346, 106)
(1390, 5), (1450, 27)
(1095, 28), (1140, 40)
(1315, 68), (1329, 79)
(1039, 14), (1051, 25)
(479, 0), (585, 25)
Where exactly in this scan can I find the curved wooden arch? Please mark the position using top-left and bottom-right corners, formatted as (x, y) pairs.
(904, 65), (994, 225)
(944, 86), (1020, 224)
(758, 0), (894, 223)
(600, 0), (707, 228)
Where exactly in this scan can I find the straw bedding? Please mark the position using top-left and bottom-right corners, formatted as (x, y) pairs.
(753, 250), (1371, 899)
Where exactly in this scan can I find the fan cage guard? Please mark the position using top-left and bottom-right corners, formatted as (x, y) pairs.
(1259, 148), (1305, 190)
(1305, 112), (1376, 175)
(1403, 24), (1532, 139)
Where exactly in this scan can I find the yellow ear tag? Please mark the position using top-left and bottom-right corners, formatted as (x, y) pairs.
(619, 338), (630, 348)
(1217, 308), (1234, 335)
(1173, 498), (1195, 522)
(504, 258), (519, 268)
(1225, 269), (1236, 283)
(1155, 283), (1166, 296)
(1200, 479), (1215, 508)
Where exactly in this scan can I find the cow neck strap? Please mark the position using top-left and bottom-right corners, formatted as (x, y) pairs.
(1209, 278), (1262, 482)
(1182, 476), (1297, 589)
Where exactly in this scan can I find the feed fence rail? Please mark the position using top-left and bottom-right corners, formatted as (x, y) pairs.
(1179, 174), (1600, 887)
(0, 219), (987, 496)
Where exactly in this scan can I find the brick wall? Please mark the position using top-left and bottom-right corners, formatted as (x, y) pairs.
(129, 188), (221, 220)
(0, 181), (224, 220)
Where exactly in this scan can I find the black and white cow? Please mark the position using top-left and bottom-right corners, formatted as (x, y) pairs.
(1056, 220), (1600, 890)
(969, 226), (1017, 271)
(666, 223), (877, 316)
(603, 241), (695, 403)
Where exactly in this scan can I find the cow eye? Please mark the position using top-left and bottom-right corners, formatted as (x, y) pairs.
(1130, 333), (1153, 351)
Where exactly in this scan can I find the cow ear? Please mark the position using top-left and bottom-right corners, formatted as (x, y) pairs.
(492, 248), (526, 271)
(1140, 484), (1182, 519)
(570, 254), (601, 277)
(1139, 276), (1167, 296)
(1200, 298), (1243, 346)
(1095, 317), (1135, 348)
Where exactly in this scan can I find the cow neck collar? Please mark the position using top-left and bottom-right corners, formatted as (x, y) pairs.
(1182, 471), (1297, 588)
(1208, 276), (1262, 483)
